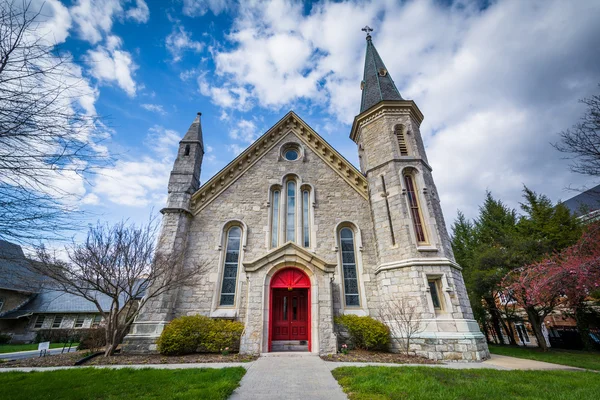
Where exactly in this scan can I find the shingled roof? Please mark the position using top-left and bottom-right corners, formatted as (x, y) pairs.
(0, 240), (44, 292)
(359, 34), (403, 113)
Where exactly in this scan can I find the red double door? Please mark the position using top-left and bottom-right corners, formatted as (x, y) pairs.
(272, 289), (309, 341)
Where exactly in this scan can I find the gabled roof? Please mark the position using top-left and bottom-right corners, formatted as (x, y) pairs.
(360, 35), (403, 113)
(0, 240), (45, 292)
(243, 241), (336, 273)
(563, 184), (600, 217)
(191, 111), (368, 213)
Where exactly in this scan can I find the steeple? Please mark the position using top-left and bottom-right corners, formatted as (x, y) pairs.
(182, 112), (204, 150)
(359, 30), (403, 113)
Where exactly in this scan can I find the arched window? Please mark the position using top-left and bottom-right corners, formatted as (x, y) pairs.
(340, 228), (360, 307)
(219, 226), (242, 306)
(271, 190), (280, 248)
(184, 144), (190, 156)
(404, 174), (427, 243)
(286, 181), (296, 242)
(395, 125), (409, 156)
(302, 190), (310, 247)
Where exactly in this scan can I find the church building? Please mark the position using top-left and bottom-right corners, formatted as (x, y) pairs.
(123, 32), (489, 361)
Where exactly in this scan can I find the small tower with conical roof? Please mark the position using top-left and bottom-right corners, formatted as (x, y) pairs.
(123, 113), (205, 353)
(351, 28), (488, 360)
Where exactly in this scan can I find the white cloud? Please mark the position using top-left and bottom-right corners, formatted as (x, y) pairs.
(179, 68), (198, 81)
(182, 0), (232, 17)
(229, 119), (258, 143)
(84, 37), (138, 96)
(70, 0), (150, 44)
(200, 0), (600, 227)
(141, 103), (167, 115)
(227, 143), (245, 156)
(166, 24), (204, 62)
(126, 0), (150, 23)
(90, 125), (181, 206)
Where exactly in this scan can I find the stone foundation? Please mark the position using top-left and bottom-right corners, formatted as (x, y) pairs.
(391, 335), (489, 361)
(121, 336), (159, 354)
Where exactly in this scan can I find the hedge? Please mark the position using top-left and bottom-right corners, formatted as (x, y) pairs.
(334, 314), (390, 351)
(157, 315), (244, 356)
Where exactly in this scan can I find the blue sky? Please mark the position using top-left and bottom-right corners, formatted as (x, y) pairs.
(32, 0), (600, 234)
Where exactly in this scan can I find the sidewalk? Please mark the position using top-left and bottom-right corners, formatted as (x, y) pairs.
(230, 353), (347, 400)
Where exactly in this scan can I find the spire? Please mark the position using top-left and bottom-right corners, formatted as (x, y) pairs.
(359, 28), (403, 113)
(182, 112), (204, 151)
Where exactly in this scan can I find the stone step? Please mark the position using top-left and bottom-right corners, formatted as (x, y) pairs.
(271, 340), (309, 352)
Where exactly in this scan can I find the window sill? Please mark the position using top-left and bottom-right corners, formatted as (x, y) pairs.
(341, 308), (368, 317)
(417, 245), (438, 252)
(211, 309), (237, 319)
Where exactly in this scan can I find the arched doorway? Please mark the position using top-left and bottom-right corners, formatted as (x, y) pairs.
(269, 268), (311, 352)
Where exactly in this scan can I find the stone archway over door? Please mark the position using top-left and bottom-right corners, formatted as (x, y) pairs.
(269, 268), (311, 352)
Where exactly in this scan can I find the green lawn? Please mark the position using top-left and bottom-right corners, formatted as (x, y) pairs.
(332, 366), (600, 400)
(0, 367), (246, 400)
(0, 343), (78, 354)
(489, 344), (600, 371)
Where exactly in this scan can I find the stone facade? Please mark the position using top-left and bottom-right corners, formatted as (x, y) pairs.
(123, 37), (489, 361)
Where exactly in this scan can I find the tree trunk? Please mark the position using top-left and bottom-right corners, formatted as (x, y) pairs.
(484, 297), (506, 345)
(500, 318), (517, 345)
(525, 307), (548, 351)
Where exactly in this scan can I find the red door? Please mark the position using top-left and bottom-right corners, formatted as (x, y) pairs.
(272, 289), (309, 340)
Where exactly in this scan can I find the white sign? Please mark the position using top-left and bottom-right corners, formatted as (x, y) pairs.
(38, 341), (50, 351)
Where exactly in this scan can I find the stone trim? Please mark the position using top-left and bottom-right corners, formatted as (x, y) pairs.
(365, 157), (433, 175)
(350, 100), (425, 143)
(243, 242), (336, 273)
(375, 257), (461, 274)
(160, 207), (193, 217)
(191, 111), (368, 213)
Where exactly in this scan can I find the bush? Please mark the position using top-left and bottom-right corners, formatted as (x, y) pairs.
(334, 314), (390, 351)
(0, 333), (11, 344)
(35, 329), (79, 343)
(77, 328), (106, 351)
(157, 315), (244, 356)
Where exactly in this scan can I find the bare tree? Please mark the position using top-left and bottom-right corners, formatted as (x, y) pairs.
(554, 86), (600, 178)
(29, 218), (205, 356)
(379, 297), (426, 356)
(0, 1), (110, 243)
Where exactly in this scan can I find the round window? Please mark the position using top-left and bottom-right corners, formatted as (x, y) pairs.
(284, 149), (299, 161)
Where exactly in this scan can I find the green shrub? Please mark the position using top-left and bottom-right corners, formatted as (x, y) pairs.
(334, 314), (390, 351)
(0, 333), (11, 344)
(199, 319), (244, 353)
(35, 329), (82, 343)
(157, 315), (244, 356)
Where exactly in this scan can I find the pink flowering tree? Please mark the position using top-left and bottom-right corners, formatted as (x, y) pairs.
(502, 261), (563, 351)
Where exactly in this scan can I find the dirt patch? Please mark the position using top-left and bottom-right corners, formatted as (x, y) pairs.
(0, 352), (257, 368)
(320, 349), (440, 364)
(88, 353), (258, 365)
(0, 351), (85, 368)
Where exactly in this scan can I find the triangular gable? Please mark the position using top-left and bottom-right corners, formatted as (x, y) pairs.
(243, 241), (336, 273)
(191, 111), (368, 213)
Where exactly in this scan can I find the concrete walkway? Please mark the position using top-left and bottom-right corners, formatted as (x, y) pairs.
(229, 353), (347, 400)
(0, 347), (77, 360)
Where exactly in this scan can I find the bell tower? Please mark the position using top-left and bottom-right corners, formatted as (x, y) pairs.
(123, 113), (204, 353)
(351, 28), (489, 361)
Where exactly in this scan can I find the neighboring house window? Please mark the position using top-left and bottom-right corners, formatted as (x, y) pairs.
(34, 315), (45, 329)
(302, 190), (310, 248)
(498, 290), (515, 305)
(0, 298), (4, 312)
(286, 181), (296, 242)
(404, 174), (427, 243)
(52, 315), (63, 329)
(395, 124), (409, 156)
(515, 323), (530, 344)
(340, 228), (360, 307)
(428, 278), (443, 310)
(92, 315), (102, 327)
(74, 315), (86, 328)
(220, 226), (242, 306)
(271, 190), (280, 248)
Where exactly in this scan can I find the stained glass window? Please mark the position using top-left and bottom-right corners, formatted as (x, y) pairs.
(302, 190), (310, 247)
(286, 181), (296, 242)
(404, 175), (427, 243)
(271, 190), (280, 248)
(340, 228), (360, 307)
(220, 227), (242, 306)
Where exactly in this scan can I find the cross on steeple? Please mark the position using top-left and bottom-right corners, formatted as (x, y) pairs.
(361, 25), (373, 39)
